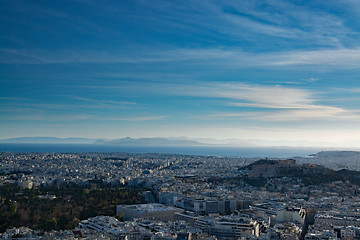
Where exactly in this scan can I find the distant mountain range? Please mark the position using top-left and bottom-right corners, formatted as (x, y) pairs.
(0, 137), (96, 144)
(0, 137), (205, 146)
(94, 137), (205, 146)
(1, 136), (359, 148)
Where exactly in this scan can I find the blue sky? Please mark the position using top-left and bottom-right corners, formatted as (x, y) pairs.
(1, 0), (360, 146)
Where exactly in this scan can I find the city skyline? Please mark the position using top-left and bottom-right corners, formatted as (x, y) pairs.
(1, 0), (360, 147)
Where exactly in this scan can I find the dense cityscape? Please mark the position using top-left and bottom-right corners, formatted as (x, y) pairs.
(1, 151), (359, 239)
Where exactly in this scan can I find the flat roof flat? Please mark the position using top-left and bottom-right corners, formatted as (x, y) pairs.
(119, 203), (182, 212)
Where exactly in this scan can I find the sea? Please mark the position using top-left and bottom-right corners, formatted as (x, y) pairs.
(0, 143), (334, 158)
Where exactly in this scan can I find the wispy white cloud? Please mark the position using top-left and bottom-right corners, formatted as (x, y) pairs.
(260, 108), (359, 121)
(266, 48), (360, 67)
(272, 77), (322, 85)
(178, 83), (314, 109)
(166, 82), (360, 122)
(114, 0), (358, 48)
(221, 0), (359, 47)
(308, 78), (320, 82)
(209, 107), (360, 122)
(343, 88), (360, 93)
(224, 14), (306, 39)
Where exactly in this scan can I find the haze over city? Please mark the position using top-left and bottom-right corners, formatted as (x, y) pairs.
(1, 0), (360, 147)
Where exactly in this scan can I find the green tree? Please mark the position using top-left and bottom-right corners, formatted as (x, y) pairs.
(10, 203), (17, 214)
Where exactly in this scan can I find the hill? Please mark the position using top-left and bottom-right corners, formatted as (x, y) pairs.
(245, 159), (360, 186)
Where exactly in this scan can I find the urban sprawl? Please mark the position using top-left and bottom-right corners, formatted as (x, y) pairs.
(0, 151), (359, 239)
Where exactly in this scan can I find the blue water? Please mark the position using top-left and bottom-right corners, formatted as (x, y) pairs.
(0, 143), (330, 158)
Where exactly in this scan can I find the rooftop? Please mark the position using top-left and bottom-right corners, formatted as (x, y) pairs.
(121, 203), (181, 213)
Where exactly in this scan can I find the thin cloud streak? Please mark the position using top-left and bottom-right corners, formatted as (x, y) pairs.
(1, 47), (359, 69)
(207, 108), (360, 122)
(102, 116), (168, 122)
(1, 113), (167, 122)
(2, 100), (138, 112)
(72, 96), (137, 106)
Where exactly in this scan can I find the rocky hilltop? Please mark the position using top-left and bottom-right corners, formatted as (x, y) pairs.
(243, 159), (360, 186)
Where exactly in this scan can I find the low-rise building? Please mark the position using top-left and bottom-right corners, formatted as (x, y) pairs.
(117, 203), (184, 221)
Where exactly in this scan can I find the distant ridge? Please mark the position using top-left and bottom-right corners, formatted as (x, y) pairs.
(0, 136), (205, 146)
(94, 137), (205, 146)
(0, 137), (96, 144)
(1, 136), (360, 148)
